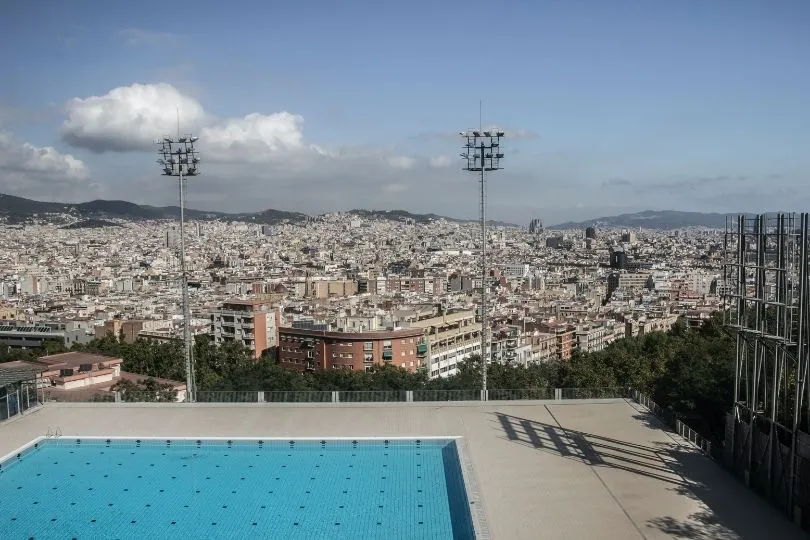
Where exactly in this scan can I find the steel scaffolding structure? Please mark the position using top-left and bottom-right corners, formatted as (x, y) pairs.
(723, 213), (810, 522)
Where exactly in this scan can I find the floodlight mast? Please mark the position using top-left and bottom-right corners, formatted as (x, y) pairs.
(460, 129), (504, 398)
(156, 136), (201, 402)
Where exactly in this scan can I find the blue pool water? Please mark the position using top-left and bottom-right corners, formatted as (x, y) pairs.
(0, 438), (475, 539)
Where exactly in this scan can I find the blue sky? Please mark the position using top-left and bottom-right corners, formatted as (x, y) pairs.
(1, 0), (809, 224)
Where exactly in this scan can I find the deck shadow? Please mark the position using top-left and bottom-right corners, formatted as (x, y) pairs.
(493, 410), (802, 540)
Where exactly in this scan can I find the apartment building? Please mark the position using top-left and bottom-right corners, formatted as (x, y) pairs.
(574, 321), (623, 353)
(277, 327), (423, 372)
(537, 321), (575, 360)
(311, 279), (358, 299)
(526, 332), (557, 362)
(209, 299), (281, 359)
(491, 325), (520, 364)
(94, 319), (165, 343)
(407, 310), (481, 378)
(607, 271), (653, 300)
(625, 314), (681, 338)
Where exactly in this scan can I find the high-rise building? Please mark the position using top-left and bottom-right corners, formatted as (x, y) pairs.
(585, 226), (597, 239)
(620, 229), (637, 243)
(165, 226), (179, 249)
(609, 248), (628, 270)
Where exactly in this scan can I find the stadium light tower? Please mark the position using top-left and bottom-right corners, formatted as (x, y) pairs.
(156, 134), (200, 402)
(460, 128), (504, 398)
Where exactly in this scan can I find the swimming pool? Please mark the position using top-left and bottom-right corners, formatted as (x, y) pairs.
(0, 437), (478, 539)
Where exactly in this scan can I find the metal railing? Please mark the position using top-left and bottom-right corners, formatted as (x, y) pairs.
(413, 389), (481, 402)
(632, 390), (714, 457)
(488, 388), (555, 401)
(0, 387), (642, 408)
(675, 418), (713, 456)
(1, 384), (43, 421)
(339, 390), (407, 402)
(561, 387), (632, 400)
(263, 391), (332, 403)
(43, 390), (115, 403)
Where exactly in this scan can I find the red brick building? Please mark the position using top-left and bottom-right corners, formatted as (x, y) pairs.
(278, 327), (424, 372)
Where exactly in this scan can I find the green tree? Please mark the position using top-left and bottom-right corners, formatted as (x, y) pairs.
(111, 378), (178, 402)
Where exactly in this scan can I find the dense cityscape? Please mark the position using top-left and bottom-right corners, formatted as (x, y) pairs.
(2, 2), (809, 538)
(0, 211), (725, 387)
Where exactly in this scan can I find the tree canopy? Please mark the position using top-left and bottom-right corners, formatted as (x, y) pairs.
(6, 313), (736, 445)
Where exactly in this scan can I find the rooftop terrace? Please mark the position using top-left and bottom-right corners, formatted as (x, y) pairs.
(0, 399), (802, 539)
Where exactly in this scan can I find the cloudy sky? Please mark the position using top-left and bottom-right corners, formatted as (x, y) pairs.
(1, 0), (809, 225)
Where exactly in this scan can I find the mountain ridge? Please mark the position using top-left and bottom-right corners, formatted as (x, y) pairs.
(0, 193), (516, 227)
(551, 210), (736, 230)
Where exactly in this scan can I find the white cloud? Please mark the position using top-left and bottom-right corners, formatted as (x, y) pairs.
(62, 83), (207, 152)
(60, 83), (428, 183)
(201, 112), (312, 163)
(429, 155), (453, 168)
(386, 156), (415, 170)
(0, 130), (89, 183)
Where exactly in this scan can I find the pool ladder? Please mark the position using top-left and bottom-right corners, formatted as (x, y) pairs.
(45, 427), (62, 439)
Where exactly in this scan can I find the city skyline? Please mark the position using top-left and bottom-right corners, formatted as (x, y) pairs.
(1, 0), (809, 224)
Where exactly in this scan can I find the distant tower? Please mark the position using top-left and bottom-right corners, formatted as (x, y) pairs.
(585, 226), (596, 239)
(165, 226), (178, 249)
(620, 229), (636, 243)
(529, 218), (543, 234)
(609, 248), (628, 270)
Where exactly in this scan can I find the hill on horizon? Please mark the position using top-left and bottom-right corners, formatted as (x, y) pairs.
(0, 193), (517, 227)
(551, 210), (736, 230)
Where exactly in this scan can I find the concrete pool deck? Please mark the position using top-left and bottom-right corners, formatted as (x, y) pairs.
(0, 399), (802, 540)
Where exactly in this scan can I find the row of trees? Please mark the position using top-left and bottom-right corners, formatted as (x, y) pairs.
(7, 314), (735, 444)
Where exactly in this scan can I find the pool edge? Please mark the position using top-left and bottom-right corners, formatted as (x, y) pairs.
(454, 437), (492, 540)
